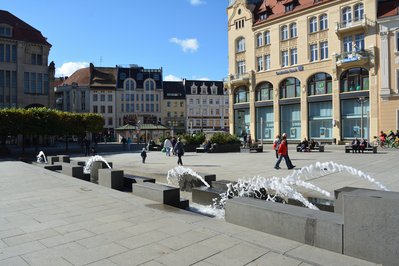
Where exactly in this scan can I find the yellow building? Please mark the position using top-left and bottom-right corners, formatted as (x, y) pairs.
(225, 0), (395, 143)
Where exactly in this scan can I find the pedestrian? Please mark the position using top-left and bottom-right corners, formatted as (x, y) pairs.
(127, 137), (132, 150)
(275, 133), (296, 170)
(121, 136), (127, 150)
(171, 137), (177, 155)
(174, 137), (184, 165)
(83, 137), (90, 156)
(140, 148), (147, 163)
(163, 137), (173, 156)
(243, 132), (248, 147)
(272, 134), (280, 159)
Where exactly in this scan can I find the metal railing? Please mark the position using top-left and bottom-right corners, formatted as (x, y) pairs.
(223, 72), (251, 82)
(335, 16), (373, 31)
(335, 50), (370, 63)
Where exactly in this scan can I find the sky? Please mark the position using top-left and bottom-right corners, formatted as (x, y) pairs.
(2, 0), (229, 81)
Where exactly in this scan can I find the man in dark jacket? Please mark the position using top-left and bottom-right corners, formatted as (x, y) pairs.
(174, 138), (184, 165)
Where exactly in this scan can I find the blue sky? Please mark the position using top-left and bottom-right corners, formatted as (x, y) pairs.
(3, 0), (228, 81)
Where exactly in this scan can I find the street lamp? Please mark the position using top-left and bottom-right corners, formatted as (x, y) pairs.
(357, 96), (367, 139)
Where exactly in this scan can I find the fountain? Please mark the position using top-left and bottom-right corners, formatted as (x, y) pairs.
(167, 166), (210, 191)
(36, 151), (47, 164)
(84, 155), (112, 184)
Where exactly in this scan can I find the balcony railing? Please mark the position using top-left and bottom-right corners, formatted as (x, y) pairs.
(335, 16), (373, 35)
(223, 72), (251, 85)
(335, 50), (370, 67)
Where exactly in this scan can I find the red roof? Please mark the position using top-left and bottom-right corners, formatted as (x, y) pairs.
(377, 0), (399, 18)
(0, 10), (51, 46)
(253, 0), (333, 24)
(61, 67), (90, 86)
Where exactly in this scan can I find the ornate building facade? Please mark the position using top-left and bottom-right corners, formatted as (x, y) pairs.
(225, 0), (396, 143)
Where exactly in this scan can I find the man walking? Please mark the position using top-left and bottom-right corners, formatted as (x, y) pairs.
(174, 138), (184, 165)
(274, 133), (295, 170)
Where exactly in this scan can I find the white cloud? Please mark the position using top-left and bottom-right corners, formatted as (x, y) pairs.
(189, 0), (205, 5)
(169, 37), (199, 53)
(164, 75), (182, 81)
(55, 61), (90, 77)
(192, 76), (210, 81)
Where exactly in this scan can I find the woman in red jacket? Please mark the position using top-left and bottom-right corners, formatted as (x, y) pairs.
(274, 134), (295, 170)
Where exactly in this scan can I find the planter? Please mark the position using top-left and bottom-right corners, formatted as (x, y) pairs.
(208, 143), (241, 153)
(183, 144), (198, 152)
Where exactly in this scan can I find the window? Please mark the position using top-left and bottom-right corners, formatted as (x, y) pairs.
(310, 44), (318, 62)
(355, 34), (364, 51)
(108, 106), (113, 113)
(319, 14), (328, 30)
(282, 50), (289, 67)
(285, 3), (294, 12)
(256, 82), (273, 101)
(256, 33), (263, 47)
(0, 26), (12, 37)
(93, 106), (98, 113)
(24, 72), (29, 93)
(342, 7), (352, 26)
(100, 106), (105, 113)
(124, 79), (136, 90)
(320, 41), (328, 59)
(397, 32), (399, 52)
(11, 45), (16, 63)
(108, 95), (112, 101)
(354, 3), (364, 21)
(281, 25), (288, 40)
(289, 23), (297, 38)
(340, 68), (369, 92)
(234, 87), (249, 103)
(343, 36), (352, 53)
(257, 56), (264, 72)
(290, 48), (297, 65)
(100, 94), (105, 101)
(93, 94), (98, 101)
(259, 12), (267, 21)
(144, 79), (155, 90)
(309, 17), (317, 33)
(308, 72), (332, 95)
(265, 54), (271, 70)
(30, 73), (36, 94)
(191, 86), (197, 94)
(264, 31), (270, 45)
(237, 60), (246, 76)
(280, 78), (301, 99)
(236, 37), (245, 52)
(108, 118), (113, 126)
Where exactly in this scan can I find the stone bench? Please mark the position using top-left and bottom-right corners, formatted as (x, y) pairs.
(132, 182), (183, 208)
(47, 156), (60, 165)
(297, 145), (325, 152)
(44, 164), (62, 171)
(98, 169), (124, 191)
(123, 174), (156, 192)
(59, 163), (84, 180)
(345, 145), (377, 153)
(192, 187), (223, 205)
(225, 197), (343, 253)
(58, 155), (70, 163)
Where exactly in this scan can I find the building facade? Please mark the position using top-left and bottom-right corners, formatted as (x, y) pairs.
(185, 79), (229, 133)
(225, 0), (393, 143)
(0, 10), (54, 109)
(163, 81), (186, 135)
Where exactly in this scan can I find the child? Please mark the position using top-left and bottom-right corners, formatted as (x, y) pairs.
(140, 148), (147, 163)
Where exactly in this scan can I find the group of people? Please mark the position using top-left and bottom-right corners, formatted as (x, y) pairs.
(351, 138), (368, 153)
(272, 133), (296, 170)
(141, 137), (184, 165)
(378, 130), (399, 146)
(297, 138), (318, 152)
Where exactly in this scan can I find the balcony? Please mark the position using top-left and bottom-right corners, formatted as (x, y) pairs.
(335, 50), (370, 68)
(223, 72), (251, 87)
(335, 17), (373, 37)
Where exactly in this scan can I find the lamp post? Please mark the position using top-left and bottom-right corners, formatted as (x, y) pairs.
(260, 117), (264, 146)
(357, 96), (367, 139)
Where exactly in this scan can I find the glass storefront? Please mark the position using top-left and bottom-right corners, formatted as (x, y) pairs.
(341, 98), (369, 139)
(234, 109), (250, 137)
(308, 101), (332, 139)
(256, 106), (274, 141)
(280, 104), (301, 140)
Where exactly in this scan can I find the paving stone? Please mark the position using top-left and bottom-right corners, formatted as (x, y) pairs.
(116, 230), (172, 250)
(39, 229), (94, 247)
(3, 229), (60, 246)
(77, 230), (134, 249)
(246, 251), (303, 266)
(0, 256), (30, 266)
(158, 228), (215, 251)
(0, 241), (46, 261)
(109, 243), (172, 266)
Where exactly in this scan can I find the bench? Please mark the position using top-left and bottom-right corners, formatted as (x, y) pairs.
(123, 174), (156, 192)
(345, 144), (377, 153)
(296, 144), (324, 152)
(132, 182), (186, 208)
(196, 147), (207, 153)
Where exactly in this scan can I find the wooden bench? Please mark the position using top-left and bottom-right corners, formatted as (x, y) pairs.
(345, 145), (377, 153)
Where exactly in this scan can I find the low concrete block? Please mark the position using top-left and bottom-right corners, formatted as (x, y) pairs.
(179, 198), (189, 209)
(90, 161), (112, 184)
(342, 190), (399, 265)
(47, 156), (59, 165)
(203, 174), (216, 185)
(60, 163), (84, 179)
(70, 160), (86, 166)
(98, 169), (124, 191)
(211, 180), (235, 192)
(58, 155), (70, 163)
(132, 182), (180, 208)
(192, 187), (223, 206)
(334, 187), (377, 214)
(82, 173), (91, 182)
(225, 197), (343, 253)
(124, 174), (156, 192)
(44, 164), (62, 171)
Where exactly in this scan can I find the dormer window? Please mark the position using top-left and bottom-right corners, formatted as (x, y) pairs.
(285, 3), (294, 12)
(200, 83), (208, 94)
(0, 25), (12, 37)
(191, 83), (198, 94)
(259, 12), (267, 21)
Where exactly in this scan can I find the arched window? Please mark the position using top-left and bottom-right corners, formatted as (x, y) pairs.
(342, 6), (352, 26)
(281, 25), (288, 40)
(256, 82), (273, 101)
(124, 78), (136, 91)
(309, 17), (317, 33)
(236, 37), (245, 52)
(319, 14), (328, 30)
(234, 86), (249, 103)
(280, 77), (300, 99)
(308, 73), (332, 95)
(340, 68), (369, 92)
(256, 33), (263, 47)
(354, 3), (364, 21)
(264, 30), (271, 45)
(289, 23), (297, 38)
(144, 79), (155, 91)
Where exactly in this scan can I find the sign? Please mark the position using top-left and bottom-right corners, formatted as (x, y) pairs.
(276, 65), (304, 75)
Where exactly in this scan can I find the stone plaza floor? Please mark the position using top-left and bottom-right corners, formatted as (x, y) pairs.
(1, 144), (395, 265)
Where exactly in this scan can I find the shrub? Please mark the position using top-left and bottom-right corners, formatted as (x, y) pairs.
(181, 132), (205, 145)
(210, 132), (241, 145)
